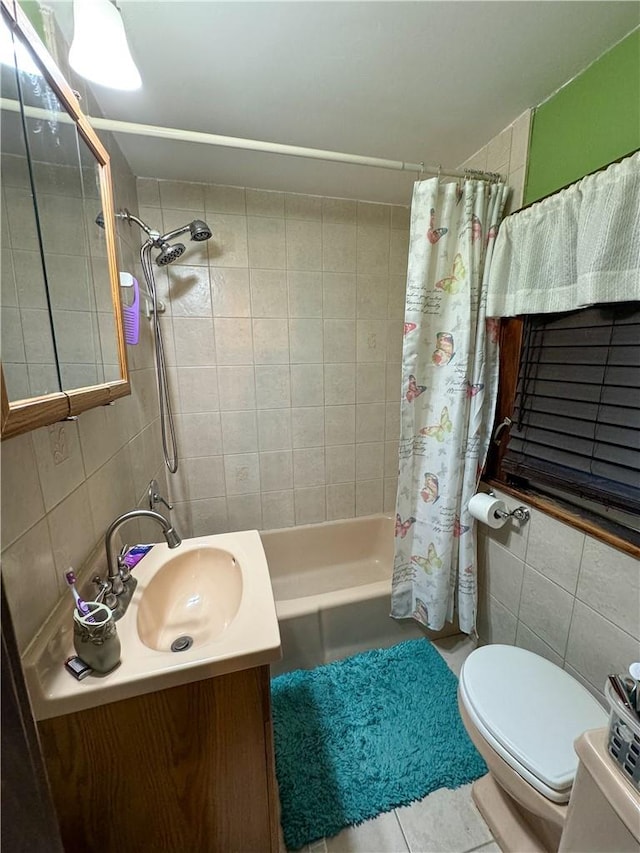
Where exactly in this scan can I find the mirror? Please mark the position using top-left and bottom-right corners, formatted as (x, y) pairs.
(1, 32), (59, 401)
(1, 0), (129, 440)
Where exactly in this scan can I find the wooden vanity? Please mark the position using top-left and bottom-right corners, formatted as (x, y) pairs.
(25, 533), (282, 851)
(39, 665), (280, 852)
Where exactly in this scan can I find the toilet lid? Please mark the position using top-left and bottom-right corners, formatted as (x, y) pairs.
(459, 645), (608, 794)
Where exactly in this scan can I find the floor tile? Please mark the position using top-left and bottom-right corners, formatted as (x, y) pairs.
(396, 783), (493, 853)
(432, 634), (477, 677)
(470, 843), (501, 853)
(324, 811), (409, 852)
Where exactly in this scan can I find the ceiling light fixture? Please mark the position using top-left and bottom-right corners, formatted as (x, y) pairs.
(69, 0), (141, 91)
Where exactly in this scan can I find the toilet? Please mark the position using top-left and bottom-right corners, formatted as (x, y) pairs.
(458, 644), (608, 852)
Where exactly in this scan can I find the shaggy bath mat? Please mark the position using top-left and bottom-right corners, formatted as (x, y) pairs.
(271, 638), (486, 850)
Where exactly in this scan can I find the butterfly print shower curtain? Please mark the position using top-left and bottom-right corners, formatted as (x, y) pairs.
(392, 177), (508, 634)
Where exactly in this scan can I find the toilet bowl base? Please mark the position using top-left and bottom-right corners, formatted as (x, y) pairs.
(472, 774), (562, 853)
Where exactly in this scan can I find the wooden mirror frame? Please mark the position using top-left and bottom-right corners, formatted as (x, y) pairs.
(1, 0), (130, 441)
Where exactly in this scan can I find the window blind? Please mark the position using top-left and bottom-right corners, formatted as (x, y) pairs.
(503, 302), (640, 516)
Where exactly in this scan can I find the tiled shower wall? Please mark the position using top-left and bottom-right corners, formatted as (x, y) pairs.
(1, 136), (166, 653)
(136, 178), (410, 537)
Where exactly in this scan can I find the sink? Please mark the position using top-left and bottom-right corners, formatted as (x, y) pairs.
(22, 530), (281, 720)
(137, 547), (243, 651)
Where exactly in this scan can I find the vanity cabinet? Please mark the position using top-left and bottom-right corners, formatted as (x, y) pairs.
(38, 665), (280, 852)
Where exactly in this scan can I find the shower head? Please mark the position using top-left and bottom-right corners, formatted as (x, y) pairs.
(97, 208), (212, 265)
(189, 219), (213, 242)
(160, 218), (214, 245)
(156, 242), (186, 266)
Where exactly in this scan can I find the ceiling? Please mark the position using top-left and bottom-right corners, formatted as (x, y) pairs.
(50, 1), (638, 204)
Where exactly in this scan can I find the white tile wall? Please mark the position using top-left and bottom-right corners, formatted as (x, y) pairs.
(478, 487), (640, 706)
(139, 178), (409, 537)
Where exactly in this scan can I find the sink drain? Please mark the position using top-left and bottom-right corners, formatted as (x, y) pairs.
(171, 635), (193, 652)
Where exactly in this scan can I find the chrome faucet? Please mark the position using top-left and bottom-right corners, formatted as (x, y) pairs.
(94, 509), (182, 619)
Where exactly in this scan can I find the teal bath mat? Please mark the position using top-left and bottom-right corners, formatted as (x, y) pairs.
(271, 639), (486, 850)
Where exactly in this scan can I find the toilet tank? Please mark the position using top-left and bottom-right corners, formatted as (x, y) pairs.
(559, 728), (640, 853)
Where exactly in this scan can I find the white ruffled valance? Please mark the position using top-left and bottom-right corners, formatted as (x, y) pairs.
(487, 151), (640, 317)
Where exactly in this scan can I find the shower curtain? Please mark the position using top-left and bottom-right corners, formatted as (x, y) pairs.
(391, 176), (508, 634)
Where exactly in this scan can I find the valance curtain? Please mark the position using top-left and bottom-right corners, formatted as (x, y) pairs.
(391, 176), (508, 634)
(487, 151), (640, 317)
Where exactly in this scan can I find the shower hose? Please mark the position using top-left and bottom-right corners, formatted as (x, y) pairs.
(140, 242), (178, 474)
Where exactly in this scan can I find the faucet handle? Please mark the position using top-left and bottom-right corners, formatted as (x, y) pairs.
(93, 574), (108, 589)
(93, 575), (110, 603)
(148, 479), (173, 512)
(117, 545), (133, 583)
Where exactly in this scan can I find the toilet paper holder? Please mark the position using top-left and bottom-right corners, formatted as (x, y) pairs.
(488, 492), (530, 523)
(495, 504), (530, 523)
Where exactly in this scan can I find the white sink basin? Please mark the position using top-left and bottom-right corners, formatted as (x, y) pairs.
(22, 531), (281, 720)
(137, 547), (243, 651)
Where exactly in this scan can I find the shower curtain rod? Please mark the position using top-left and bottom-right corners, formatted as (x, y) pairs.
(0, 98), (501, 181)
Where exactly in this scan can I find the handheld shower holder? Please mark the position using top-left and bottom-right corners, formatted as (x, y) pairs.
(142, 298), (166, 319)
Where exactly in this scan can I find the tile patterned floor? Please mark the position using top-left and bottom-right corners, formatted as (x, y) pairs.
(286, 635), (498, 853)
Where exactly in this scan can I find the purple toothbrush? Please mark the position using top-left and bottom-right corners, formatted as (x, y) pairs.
(64, 570), (95, 622)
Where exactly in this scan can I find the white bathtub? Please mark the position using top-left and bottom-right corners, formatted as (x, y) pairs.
(260, 514), (458, 675)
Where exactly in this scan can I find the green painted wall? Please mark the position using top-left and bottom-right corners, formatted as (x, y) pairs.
(525, 29), (640, 204)
(18, 1), (46, 41)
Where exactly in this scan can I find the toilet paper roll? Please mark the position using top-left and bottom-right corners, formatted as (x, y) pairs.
(468, 493), (507, 529)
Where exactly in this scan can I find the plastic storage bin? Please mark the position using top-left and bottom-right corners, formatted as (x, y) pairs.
(605, 678), (640, 791)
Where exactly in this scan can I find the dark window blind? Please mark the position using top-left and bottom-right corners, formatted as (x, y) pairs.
(503, 302), (640, 517)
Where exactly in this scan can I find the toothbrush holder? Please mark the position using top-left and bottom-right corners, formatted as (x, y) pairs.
(73, 602), (121, 674)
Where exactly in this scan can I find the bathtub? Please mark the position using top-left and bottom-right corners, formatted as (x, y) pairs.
(260, 514), (458, 676)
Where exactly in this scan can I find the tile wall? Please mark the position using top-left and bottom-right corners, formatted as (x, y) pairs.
(1, 137), (166, 654)
(136, 178), (410, 537)
(459, 110), (531, 212)
(478, 488), (640, 706)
